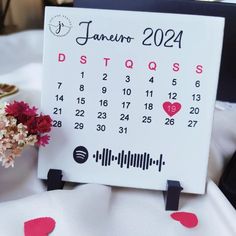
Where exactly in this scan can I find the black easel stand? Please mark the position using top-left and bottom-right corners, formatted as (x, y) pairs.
(164, 180), (183, 211)
(46, 171), (182, 210)
(47, 169), (64, 191)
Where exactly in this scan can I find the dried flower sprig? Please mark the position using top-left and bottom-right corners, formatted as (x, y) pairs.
(0, 101), (52, 168)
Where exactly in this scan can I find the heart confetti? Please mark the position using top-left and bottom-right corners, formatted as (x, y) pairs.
(163, 101), (181, 117)
(170, 212), (198, 228)
(24, 217), (56, 236)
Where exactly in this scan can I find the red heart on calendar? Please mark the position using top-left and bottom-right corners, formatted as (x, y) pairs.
(170, 212), (198, 228)
(163, 101), (181, 117)
(24, 217), (56, 236)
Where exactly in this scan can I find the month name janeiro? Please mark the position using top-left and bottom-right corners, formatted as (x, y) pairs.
(75, 20), (183, 48)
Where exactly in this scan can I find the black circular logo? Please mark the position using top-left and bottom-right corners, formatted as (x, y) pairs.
(49, 14), (72, 37)
(73, 146), (89, 164)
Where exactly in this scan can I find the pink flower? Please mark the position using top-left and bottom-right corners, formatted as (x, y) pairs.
(0, 101), (52, 168)
(36, 115), (52, 133)
(2, 155), (15, 168)
(36, 135), (50, 147)
(25, 116), (38, 134)
(5, 101), (37, 117)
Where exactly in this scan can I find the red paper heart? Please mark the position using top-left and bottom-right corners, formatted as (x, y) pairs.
(163, 102), (181, 117)
(24, 217), (56, 236)
(171, 212), (198, 228)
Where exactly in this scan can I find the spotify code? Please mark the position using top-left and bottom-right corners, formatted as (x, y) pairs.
(93, 148), (165, 172)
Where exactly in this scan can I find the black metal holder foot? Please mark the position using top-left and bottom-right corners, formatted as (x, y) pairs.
(164, 180), (183, 211)
(47, 169), (64, 191)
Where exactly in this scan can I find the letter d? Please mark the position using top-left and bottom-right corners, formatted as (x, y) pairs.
(58, 53), (66, 62)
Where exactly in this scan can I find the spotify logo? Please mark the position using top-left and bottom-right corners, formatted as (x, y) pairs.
(73, 146), (89, 164)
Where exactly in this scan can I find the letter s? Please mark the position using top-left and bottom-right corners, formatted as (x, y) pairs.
(172, 63), (180, 72)
(196, 65), (203, 74)
(80, 55), (87, 64)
